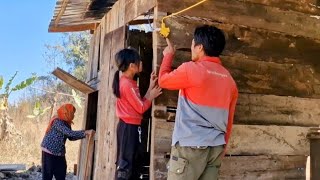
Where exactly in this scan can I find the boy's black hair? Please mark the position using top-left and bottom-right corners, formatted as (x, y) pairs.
(194, 25), (226, 57)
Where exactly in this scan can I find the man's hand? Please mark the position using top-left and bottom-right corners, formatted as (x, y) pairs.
(163, 38), (176, 56)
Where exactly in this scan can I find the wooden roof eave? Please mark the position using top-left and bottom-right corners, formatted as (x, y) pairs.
(48, 0), (110, 33)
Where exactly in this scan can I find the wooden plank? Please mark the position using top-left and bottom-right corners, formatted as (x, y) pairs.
(92, 25), (101, 78)
(235, 94), (320, 126)
(93, 31), (112, 179)
(118, 0), (125, 27)
(78, 90), (99, 179)
(84, 132), (95, 180)
(155, 93), (320, 127)
(77, 94), (89, 178)
(153, 155), (307, 180)
(56, 2), (90, 6)
(228, 125), (309, 155)
(56, 8), (109, 17)
(99, 16), (106, 68)
(104, 0), (119, 33)
(152, 121), (310, 155)
(54, 0), (69, 26)
(93, 27), (126, 180)
(219, 55), (320, 98)
(86, 35), (95, 82)
(96, 0), (156, 34)
(52, 67), (95, 94)
(105, 9), (111, 33)
(156, 16), (320, 67)
(48, 22), (97, 32)
(50, 0), (113, 33)
(78, 131), (95, 180)
(110, 0), (119, 32)
(150, 7), (167, 180)
(157, 0), (320, 40)
(155, 51), (320, 102)
(219, 169), (305, 180)
(54, 6), (87, 13)
(0, 164), (26, 171)
(219, 155), (306, 178)
(124, 0), (156, 24)
(58, 19), (101, 25)
(239, 0), (320, 15)
(105, 26), (126, 180)
(57, 8), (88, 15)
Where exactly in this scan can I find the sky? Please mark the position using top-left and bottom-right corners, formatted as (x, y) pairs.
(0, 1), (61, 101)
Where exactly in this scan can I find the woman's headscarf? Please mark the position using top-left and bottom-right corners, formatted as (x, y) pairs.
(45, 104), (76, 134)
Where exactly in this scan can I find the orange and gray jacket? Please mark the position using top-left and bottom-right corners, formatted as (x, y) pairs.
(159, 54), (238, 147)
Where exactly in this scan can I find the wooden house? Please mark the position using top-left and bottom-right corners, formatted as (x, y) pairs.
(49, 0), (320, 179)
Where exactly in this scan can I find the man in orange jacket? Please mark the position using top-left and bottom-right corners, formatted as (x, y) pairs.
(159, 25), (238, 180)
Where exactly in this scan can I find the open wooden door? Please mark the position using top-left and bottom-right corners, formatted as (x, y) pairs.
(52, 67), (95, 94)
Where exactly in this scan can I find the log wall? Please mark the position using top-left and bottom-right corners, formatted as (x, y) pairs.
(151, 0), (320, 179)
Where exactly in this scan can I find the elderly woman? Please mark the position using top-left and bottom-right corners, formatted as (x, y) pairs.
(41, 103), (93, 180)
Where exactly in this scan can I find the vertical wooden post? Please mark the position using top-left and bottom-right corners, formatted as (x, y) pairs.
(307, 128), (320, 180)
(74, 164), (78, 175)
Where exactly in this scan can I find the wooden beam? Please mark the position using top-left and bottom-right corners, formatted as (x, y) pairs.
(48, 22), (98, 32)
(220, 170), (305, 180)
(239, 0), (320, 15)
(153, 155), (307, 180)
(153, 121), (310, 156)
(229, 125), (309, 155)
(128, 19), (154, 25)
(155, 16), (320, 67)
(154, 50), (320, 101)
(151, 120), (308, 179)
(157, 0), (320, 40)
(220, 155), (307, 177)
(52, 67), (95, 94)
(124, 0), (156, 24)
(235, 94), (320, 126)
(155, 93), (320, 127)
(54, 0), (69, 26)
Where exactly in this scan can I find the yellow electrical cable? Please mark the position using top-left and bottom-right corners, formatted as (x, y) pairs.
(159, 0), (208, 38)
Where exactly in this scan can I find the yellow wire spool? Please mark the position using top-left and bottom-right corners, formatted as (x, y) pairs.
(159, 0), (208, 38)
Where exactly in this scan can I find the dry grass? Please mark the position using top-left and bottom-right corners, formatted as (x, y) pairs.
(0, 101), (84, 172)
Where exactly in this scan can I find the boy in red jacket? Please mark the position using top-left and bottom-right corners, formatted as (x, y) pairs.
(159, 25), (238, 180)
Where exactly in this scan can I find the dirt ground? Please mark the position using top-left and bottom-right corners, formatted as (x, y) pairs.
(0, 166), (76, 180)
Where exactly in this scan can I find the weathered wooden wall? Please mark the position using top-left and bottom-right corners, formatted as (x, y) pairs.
(78, 0), (157, 179)
(152, 0), (320, 179)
